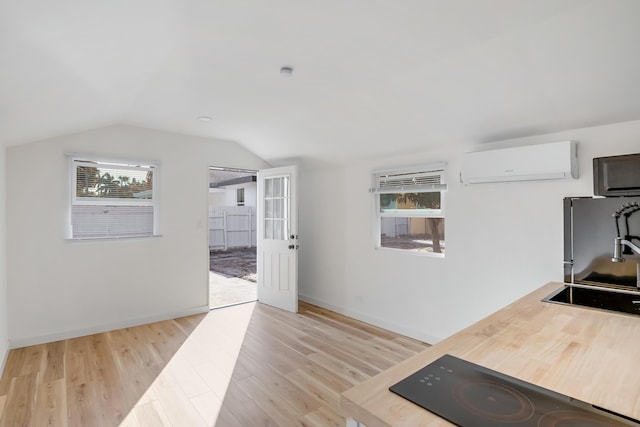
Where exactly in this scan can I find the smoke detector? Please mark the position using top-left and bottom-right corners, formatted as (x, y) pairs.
(279, 66), (294, 76)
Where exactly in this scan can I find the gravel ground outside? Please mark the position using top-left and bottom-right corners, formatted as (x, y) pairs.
(210, 247), (257, 282)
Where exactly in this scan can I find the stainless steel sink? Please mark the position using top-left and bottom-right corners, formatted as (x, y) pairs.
(543, 285), (640, 316)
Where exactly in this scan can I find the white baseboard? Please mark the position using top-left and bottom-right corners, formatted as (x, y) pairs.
(9, 305), (210, 349)
(298, 293), (442, 345)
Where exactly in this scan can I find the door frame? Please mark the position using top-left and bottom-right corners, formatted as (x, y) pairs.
(208, 166), (259, 309)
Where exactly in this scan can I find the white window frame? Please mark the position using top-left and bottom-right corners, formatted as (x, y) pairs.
(67, 156), (160, 240)
(371, 163), (447, 256)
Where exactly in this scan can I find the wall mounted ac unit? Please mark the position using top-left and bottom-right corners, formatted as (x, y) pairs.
(461, 141), (578, 184)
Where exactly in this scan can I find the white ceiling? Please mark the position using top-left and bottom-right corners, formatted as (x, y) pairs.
(1, 0), (639, 165)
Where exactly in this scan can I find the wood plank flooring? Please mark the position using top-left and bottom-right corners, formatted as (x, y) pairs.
(0, 301), (429, 426)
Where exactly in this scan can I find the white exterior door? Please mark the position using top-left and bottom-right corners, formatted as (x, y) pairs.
(257, 165), (298, 313)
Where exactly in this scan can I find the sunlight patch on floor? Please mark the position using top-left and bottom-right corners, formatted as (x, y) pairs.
(120, 302), (256, 426)
(209, 271), (257, 309)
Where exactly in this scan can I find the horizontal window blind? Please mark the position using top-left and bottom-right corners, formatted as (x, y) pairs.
(71, 205), (154, 238)
(371, 166), (447, 194)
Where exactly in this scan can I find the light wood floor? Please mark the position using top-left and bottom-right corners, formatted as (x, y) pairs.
(0, 301), (429, 426)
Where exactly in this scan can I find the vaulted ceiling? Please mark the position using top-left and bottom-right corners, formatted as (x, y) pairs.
(1, 0), (639, 165)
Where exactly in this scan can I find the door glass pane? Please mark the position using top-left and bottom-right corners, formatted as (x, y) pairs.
(279, 177), (286, 197)
(265, 219), (273, 239)
(263, 176), (290, 240)
(265, 199), (274, 219)
(274, 220), (283, 240)
(265, 178), (273, 198)
(283, 177), (289, 199)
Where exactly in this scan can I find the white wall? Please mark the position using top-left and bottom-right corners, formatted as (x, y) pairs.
(7, 125), (269, 347)
(0, 146), (8, 367)
(299, 120), (640, 344)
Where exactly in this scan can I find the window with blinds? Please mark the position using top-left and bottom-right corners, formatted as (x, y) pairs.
(371, 164), (447, 255)
(70, 158), (159, 239)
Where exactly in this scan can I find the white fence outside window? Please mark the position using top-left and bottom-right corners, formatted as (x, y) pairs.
(381, 217), (409, 237)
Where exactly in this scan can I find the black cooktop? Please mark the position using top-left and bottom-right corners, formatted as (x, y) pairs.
(389, 354), (639, 426)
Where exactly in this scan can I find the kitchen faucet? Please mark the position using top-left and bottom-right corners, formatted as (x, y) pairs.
(612, 236), (640, 262)
(612, 202), (640, 263)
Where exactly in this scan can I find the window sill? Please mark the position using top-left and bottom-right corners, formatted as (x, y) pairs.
(65, 234), (163, 242)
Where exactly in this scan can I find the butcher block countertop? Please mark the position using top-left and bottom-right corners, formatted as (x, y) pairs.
(340, 282), (640, 426)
